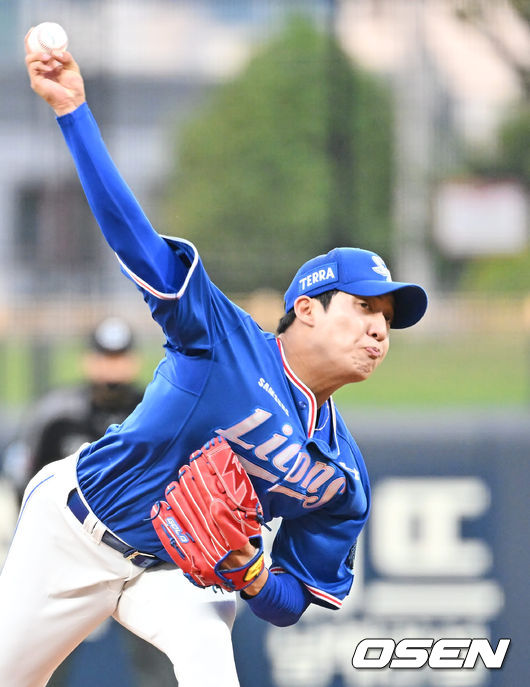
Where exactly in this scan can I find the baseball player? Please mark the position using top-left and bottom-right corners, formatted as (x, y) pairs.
(0, 41), (427, 687)
(3, 317), (142, 504)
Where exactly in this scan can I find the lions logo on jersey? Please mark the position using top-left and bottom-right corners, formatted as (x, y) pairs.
(216, 408), (346, 514)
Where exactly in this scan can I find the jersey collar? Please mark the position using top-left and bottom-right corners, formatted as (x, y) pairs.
(275, 338), (340, 454)
(276, 338), (317, 437)
(275, 337), (336, 446)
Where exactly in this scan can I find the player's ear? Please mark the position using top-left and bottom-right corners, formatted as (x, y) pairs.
(293, 296), (317, 327)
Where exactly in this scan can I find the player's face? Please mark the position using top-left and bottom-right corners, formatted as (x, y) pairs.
(313, 291), (393, 385)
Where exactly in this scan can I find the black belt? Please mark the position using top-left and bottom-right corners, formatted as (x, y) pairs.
(67, 489), (162, 569)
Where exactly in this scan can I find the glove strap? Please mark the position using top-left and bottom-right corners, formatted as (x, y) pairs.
(214, 536), (265, 591)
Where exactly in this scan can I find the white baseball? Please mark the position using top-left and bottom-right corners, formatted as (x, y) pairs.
(27, 22), (68, 54)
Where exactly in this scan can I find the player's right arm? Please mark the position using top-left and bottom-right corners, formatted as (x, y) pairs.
(24, 44), (186, 295)
(25, 42), (251, 352)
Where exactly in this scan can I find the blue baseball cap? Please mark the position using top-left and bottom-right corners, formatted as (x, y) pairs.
(284, 247), (428, 329)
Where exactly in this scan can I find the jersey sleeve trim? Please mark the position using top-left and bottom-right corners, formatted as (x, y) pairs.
(116, 236), (199, 301)
(269, 565), (343, 609)
(270, 566), (287, 575)
(304, 583), (343, 609)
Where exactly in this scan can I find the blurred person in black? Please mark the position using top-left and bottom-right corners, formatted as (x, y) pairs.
(2, 316), (143, 504)
(1, 316), (175, 686)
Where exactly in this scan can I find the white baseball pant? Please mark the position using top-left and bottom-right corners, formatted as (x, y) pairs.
(0, 452), (239, 687)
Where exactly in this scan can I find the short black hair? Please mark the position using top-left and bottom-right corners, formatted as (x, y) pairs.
(276, 289), (339, 334)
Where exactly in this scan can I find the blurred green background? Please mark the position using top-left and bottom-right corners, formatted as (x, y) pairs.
(1, 327), (527, 408)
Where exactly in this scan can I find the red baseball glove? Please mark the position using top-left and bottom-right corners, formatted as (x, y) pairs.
(151, 436), (265, 591)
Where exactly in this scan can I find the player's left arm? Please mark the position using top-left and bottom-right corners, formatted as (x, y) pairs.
(265, 504), (365, 613)
(150, 437), (312, 626)
(240, 566), (313, 627)
(205, 533), (313, 627)
(238, 510), (359, 625)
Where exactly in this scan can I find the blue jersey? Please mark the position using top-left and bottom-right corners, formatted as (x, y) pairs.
(59, 104), (371, 611)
